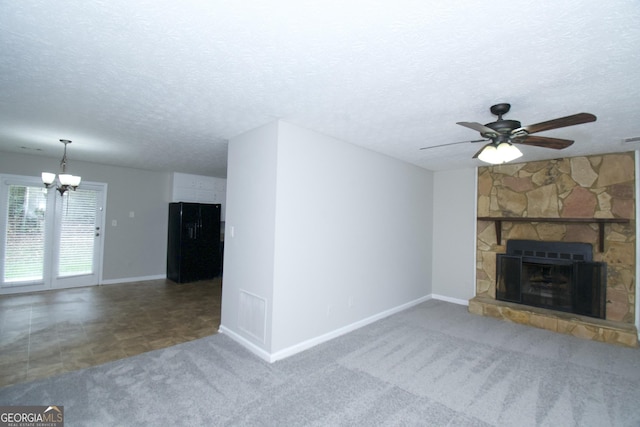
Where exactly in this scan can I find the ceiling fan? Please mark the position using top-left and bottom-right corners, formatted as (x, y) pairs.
(420, 103), (597, 164)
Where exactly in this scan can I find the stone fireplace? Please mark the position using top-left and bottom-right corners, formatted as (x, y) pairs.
(468, 152), (638, 347)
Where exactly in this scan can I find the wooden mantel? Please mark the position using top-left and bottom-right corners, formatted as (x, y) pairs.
(477, 216), (630, 252)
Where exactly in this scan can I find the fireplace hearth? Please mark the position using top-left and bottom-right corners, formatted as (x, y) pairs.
(497, 240), (606, 319)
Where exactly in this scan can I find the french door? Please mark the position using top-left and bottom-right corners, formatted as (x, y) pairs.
(0, 174), (106, 294)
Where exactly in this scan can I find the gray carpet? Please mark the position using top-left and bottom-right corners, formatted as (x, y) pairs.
(2, 300), (640, 426)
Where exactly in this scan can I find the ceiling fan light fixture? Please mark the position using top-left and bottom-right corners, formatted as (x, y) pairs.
(477, 144), (498, 164)
(478, 142), (522, 164)
(497, 141), (523, 162)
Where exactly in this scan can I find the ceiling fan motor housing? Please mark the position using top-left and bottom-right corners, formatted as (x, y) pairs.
(482, 119), (522, 137)
(481, 103), (522, 137)
(490, 103), (511, 117)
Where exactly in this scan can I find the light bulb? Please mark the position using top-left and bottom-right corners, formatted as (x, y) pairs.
(68, 175), (81, 187)
(58, 174), (73, 186)
(42, 172), (56, 185)
(478, 145), (500, 164)
(497, 142), (522, 163)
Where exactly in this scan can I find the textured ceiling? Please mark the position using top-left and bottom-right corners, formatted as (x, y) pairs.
(1, 1), (639, 178)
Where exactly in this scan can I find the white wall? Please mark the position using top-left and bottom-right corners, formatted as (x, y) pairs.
(431, 167), (477, 303)
(220, 121), (280, 351)
(171, 172), (227, 221)
(220, 120), (434, 360)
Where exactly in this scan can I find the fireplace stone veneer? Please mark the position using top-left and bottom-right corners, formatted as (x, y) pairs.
(468, 296), (638, 347)
(473, 153), (637, 347)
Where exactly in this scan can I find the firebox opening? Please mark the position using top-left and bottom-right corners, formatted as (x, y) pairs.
(497, 240), (606, 319)
(521, 261), (573, 313)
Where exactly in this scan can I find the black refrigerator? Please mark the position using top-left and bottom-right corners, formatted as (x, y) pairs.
(167, 202), (221, 283)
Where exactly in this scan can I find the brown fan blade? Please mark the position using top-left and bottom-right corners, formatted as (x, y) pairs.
(457, 122), (500, 136)
(513, 135), (574, 150)
(520, 113), (596, 135)
(472, 143), (493, 159)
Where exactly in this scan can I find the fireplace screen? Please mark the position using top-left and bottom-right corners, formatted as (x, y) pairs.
(496, 240), (606, 319)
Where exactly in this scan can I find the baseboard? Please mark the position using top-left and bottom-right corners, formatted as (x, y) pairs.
(268, 294), (433, 363)
(1, 274), (169, 295)
(0, 283), (47, 295)
(220, 294), (470, 363)
(431, 294), (469, 306)
(218, 325), (273, 363)
(100, 274), (166, 285)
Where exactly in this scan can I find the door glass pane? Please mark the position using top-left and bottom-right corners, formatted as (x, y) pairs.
(58, 189), (97, 277)
(5, 185), (47, 282)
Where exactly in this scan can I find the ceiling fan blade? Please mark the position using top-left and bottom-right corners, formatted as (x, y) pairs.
(457, 122), (500, 136)
(513, 135), (574, 150)
(519, 113), (596, 135)
(419, 139), (488, 150)
(472, 143), (493, 159)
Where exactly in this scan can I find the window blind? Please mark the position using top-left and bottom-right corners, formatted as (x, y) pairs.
(58, 189), (97, 277)
(5, 185), (47, 282)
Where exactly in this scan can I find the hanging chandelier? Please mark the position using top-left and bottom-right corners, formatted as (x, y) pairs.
(42, 139), (82, 195)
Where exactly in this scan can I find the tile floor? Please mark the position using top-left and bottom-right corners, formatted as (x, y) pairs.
(0, 277), (222, 388)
